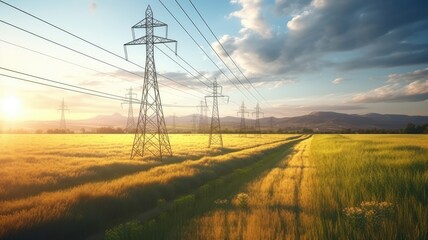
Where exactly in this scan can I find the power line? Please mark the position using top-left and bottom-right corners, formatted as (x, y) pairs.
(155, 45), (211, 89)
(163, 43), (213, 84)
(0, 39), (137, 87)
(0, 19), (202, 100)
(188, 0), (269, 103)
(0, 66), (134, 101)
(158, 0), (249, 99)
(0, 72), (197, 108)
(174, 0), (261, 104)
(0, 73), (131, 102)
(0, 1), (207, 100)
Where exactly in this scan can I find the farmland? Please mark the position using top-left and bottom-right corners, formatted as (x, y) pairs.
(106, 134), (428, 240)
(0, 134), (427, 239)
(0, 133), (303, 239)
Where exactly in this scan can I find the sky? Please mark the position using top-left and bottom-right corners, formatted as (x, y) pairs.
(0, 0), (427, 123)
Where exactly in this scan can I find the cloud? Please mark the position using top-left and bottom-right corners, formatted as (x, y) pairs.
(387, 67), (428, 83)
(229, 0), (272, 38)
(218, 0), (428, 76)
(351, 67), (428, 103)
(332, 77), (343, 85)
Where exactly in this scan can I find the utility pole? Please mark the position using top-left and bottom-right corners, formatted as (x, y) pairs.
(124, 5), (177, 160)
(198, 100), (208, 133)
(252, 103), (264, 136)
(121, 87), (137, 133)
(237, 101), (249, 137)
(58, 98), (69, 131)
(205, 79), (228, 148)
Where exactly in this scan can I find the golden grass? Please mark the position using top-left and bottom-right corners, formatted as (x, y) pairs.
(180, 137), (313, 240)
(177, 134), (427, 240)
(0, 134), (295, 237)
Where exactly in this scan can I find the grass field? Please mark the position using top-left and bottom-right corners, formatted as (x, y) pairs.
(105, 134), (428, 240)
(0, 133), (301, 239)
(0, 134), (426, 239)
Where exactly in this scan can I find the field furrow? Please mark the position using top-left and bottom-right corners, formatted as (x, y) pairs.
(0, 134), (303, 239)
(178, 137), (313, 240)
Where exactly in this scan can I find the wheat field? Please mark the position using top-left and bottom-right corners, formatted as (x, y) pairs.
(105, 134), (428, 240)
(0, 134), (299, 239)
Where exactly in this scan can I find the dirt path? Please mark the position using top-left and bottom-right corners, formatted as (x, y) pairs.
(180, 136), (314, 240)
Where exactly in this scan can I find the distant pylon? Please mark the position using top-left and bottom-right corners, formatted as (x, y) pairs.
(124, 5), (177, 160)
(58, 98), (69, 130)
(198, 100), (208, 133)
(172, 113), (176, 132)
(252, 103), (264, 136)
(237, 101), (249, 137)
(121, 87), (137, 133)
(192, 114), (197, 133)
(206, 79), (229, 148)
(270, 117), (274, 131)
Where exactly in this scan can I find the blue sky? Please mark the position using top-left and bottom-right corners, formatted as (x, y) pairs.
(0, 0), (427, 121)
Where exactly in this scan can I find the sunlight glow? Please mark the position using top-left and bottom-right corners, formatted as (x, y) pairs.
(1, 95), (21, 120)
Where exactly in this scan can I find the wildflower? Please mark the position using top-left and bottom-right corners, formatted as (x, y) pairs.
(343, 201), (395, 227)
(214, 199), (228, 206)
(234, 193), (249, 209)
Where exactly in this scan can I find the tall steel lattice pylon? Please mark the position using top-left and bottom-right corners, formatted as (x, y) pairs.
(192, 114), (197, 133)
(205, 80), (228, 148)
(237, 101), (249, 137)
(198, 100), (208, 133)
(122, 87), (137, 133)
(58, 98), (69, 130)
(252, 103), (264, 136)
(172, 113), (176, 132)
(124, 5), (177, 160)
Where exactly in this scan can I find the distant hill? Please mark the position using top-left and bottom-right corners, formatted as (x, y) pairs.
(273, 112), (428, 131)
(2, 111), (428, 132)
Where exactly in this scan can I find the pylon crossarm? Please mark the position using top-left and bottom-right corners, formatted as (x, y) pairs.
(132, 18), (167, 29)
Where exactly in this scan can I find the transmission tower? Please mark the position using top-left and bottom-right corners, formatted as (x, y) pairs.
(58, 98), (69, 130)
(124, 5), (177, 160)
(172, 113), (176, 132)
(192, 114), (197, 133)
(121, 87), (137, 133)
(237, 101), (249, 137)
(270, 117), (274, 132)
(252, 103), (264, 136)
(198, 100), (208, 133)
(205, 79), (229, 148)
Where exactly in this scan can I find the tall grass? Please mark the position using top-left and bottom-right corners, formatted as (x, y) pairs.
(176, 137), (314, 240)
(105, 135), (310, 240)
(0, 134), (296, 239)
(107, 134), (428, 240)
(308, 134), (428, 239)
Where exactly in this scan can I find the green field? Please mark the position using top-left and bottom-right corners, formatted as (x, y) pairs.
(0, 134), (427, 239)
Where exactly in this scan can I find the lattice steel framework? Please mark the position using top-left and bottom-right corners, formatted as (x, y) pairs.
(58, 98), (69, 130)
(124, 5), (177, 160)
(172, 113), (176, 132)
(122, 87), (137, 133)
(192, 114), (197, 133)
(205, 80), (228, 148)
(252, 103), (264, 136)
(237, 101), (249, 137)
(198, 100), (208, 133)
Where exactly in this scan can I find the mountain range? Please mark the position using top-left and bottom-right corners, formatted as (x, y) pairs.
(2, 111), (427, 133)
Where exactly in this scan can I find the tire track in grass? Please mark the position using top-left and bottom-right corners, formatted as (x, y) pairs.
(103, 136), (311, 240)
(138, 136), (314, 240)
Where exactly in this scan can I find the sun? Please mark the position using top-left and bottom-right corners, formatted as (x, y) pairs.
(1, 95), (22, 120)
